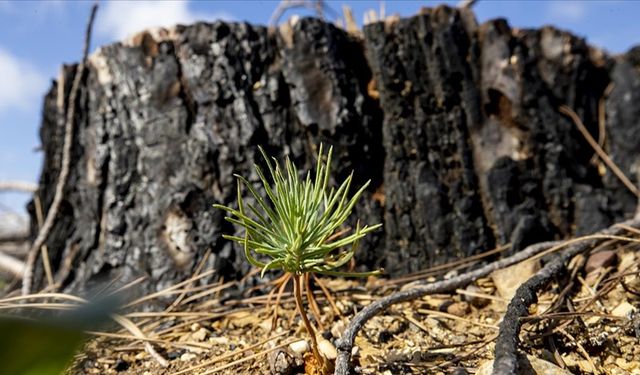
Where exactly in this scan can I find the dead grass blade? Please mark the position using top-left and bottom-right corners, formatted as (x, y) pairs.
(199, 339), (298, 375)
(384, 244), (510, 286)
(124, 269), (216, 307)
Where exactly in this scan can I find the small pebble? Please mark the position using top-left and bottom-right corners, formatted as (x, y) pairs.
(612, 301), (635, 318)
(209, 336), (229, 345)
(258, 319), (272, 331)
(191, 327), (208, 341)
(288, 339), (309, 355)
(268, 348), (295, 375)
(134, 352), (147, 361)
(180, 352), (197, 362)
(491, 259), (540, 299)
(317, 337), (337, 360)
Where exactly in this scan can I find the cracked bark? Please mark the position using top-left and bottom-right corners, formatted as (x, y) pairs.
(28, 6), (640, 298)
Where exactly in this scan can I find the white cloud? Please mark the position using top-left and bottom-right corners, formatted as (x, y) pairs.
(97, 0), (234, 41)
(0, 48), (48, 113)
(546, 1), (587, 23)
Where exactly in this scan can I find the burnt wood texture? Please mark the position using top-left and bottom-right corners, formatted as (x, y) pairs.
(29, 6), (640, 294)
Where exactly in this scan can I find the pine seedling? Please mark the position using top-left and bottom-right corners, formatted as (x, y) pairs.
(213, 144), (381, 367)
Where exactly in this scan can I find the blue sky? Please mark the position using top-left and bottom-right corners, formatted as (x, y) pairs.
(1, 0), (639, 215)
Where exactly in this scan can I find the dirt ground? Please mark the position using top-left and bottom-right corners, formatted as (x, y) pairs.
(69, 235), (640, 375)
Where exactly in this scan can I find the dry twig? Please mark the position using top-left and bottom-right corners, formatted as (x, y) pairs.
(332, 240), (561, 374)
(335, 218), (640, 374)
(491, 218), (639, 375)
(559, 105), (640, 198)
(22, 3), (98, 295)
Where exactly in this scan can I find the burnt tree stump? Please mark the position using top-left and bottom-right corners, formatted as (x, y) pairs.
(28, 6), (640, 295)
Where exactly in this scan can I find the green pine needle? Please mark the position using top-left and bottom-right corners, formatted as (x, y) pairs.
(213, 144), (382, 278)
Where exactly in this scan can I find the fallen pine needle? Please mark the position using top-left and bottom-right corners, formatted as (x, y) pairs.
(200, 339), (298, 375)
(417, 308), (499, 330)
(171, 332), (288, 375)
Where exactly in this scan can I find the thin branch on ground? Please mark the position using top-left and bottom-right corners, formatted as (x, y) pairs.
(491, 218), (639, 375)
(335, 218), (640, 374)
(332, 240), (560, 375)
(22, 3), (98, 295)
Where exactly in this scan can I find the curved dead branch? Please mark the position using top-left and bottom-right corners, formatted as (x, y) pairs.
(335, 217), (640, 374)
(491, 217), (640, 374)
(333, 240), (560, 375)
